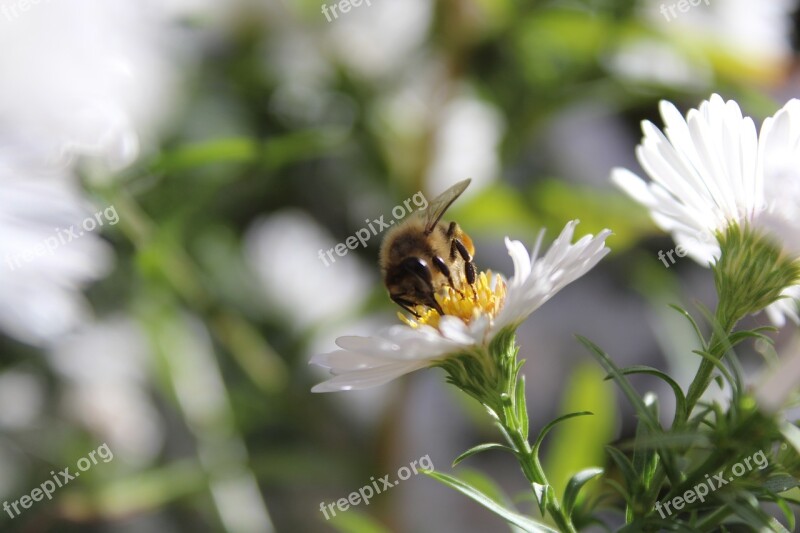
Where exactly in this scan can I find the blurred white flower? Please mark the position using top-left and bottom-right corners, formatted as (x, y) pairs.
(645, 0), (796, 72)
(244, 209), (373, 331)
(617, 0), (797, 88)
(426, 94), (505, 196)
(606, 39), (712, 88)
(48, 317), (163, 464)
(0, 370), (45, 429)
(649, 0), (797, 65)
(613, 94), (800, 325)
(324, 0), (432, 78)
(0, 0), (180, 169)
(311, 221), (611, 392)
(0, 172), (112, 345)
(755, 333), (800, 412)
(0, 0), (213, 346)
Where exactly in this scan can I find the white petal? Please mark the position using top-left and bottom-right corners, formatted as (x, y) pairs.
(311, 360), (430, 392)
(615, 94), (800, 326)
(493, 222), (611, 332)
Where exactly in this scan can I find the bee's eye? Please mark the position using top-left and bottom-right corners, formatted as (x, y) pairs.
(400, 257), (432, 284)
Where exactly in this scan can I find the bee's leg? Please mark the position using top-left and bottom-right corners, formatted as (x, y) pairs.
(432, 256), (463, 297)
(452, 239), (477, 301)
(446, 221), (459, 238)
(400, 257), (444, 315)
(452, 239), (477, 285)
(391, 295), (422, 318)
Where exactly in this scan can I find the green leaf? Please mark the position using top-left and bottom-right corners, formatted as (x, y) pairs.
(152, 138), (259, 173)
(668, 304), (707, 350)
(516, 374), (529, 439)
(772, 496), (797, 532)
(453, 443), (517, 467)
(605, 446), (639, 495)
(692, 349), (738, 396)
(531, 482), (548, 515)
(718, 492), (783, 531)
(605, 479), (630, 501)
(727, 328), (777, 350)
(327, 510), (391, 533)
(607, 365), (686, 424)
(563, 467), (603, 515)
(425, 471), (559, 533)
(532, 411), (594, 456)
(576, 336), (660, 433)
(764, 474), (800, 494)
(632, 394), (659, 502)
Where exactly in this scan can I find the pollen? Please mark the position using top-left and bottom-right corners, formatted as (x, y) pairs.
(398, 271), (507, 329)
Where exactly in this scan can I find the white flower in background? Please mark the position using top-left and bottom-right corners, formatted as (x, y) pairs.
(0, 0), (180, 169)
(755, 333), (800, 413)
(244, 210), (373, 331)
(311, 221), (611, 392)
(645, 0), (796, 76)
(324, 0), (432, 78)
(0, 370), (45, 430)
(616, 0), (797, 89)
(605, 39), (712, 89)
(0, 172), (112, 346)
(426, 94), (505, 196)
(651, 0), (797, 65)
(48, 317), (163, 464)
(0, 0), (212, 346)
(613, 94), (800, 325)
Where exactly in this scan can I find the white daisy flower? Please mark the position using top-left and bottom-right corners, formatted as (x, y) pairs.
(612, 94), (800, 325)
(311, 221), (611, 392)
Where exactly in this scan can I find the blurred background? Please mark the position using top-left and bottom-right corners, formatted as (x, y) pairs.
(1, 0), (799, 531)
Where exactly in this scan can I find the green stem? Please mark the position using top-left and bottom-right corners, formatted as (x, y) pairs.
(497, 392), (576, 533)
(683, 309), (738, 419)
(695, 505), (733, 531)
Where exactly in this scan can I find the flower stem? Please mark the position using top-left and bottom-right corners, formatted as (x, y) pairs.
(684, 308), (738, 418)
(496, 385), (576, 533)
(445, 332), (577, 532)
(502, 415), (576, 533)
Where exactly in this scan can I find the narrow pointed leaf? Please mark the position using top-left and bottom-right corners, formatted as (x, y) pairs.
(668, 304), (707, 349)
(516, 375), (529, 439)
(607, 366), (686, 423)
(452, 443), (517, 467)
(605, 446), (638, 494)
(576, 336), (660, 431)
(425, 471), (558, 533)
(563, 467), (603, 515)
(532, 411), (593, 456)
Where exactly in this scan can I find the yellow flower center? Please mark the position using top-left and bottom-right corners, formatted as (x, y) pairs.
(398, 270), (507, 329)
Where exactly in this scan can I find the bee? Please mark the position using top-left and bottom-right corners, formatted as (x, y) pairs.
(379, 179), (477, 316)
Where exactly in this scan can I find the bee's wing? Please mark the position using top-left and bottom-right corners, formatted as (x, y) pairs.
(422, 179), (471, 234)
